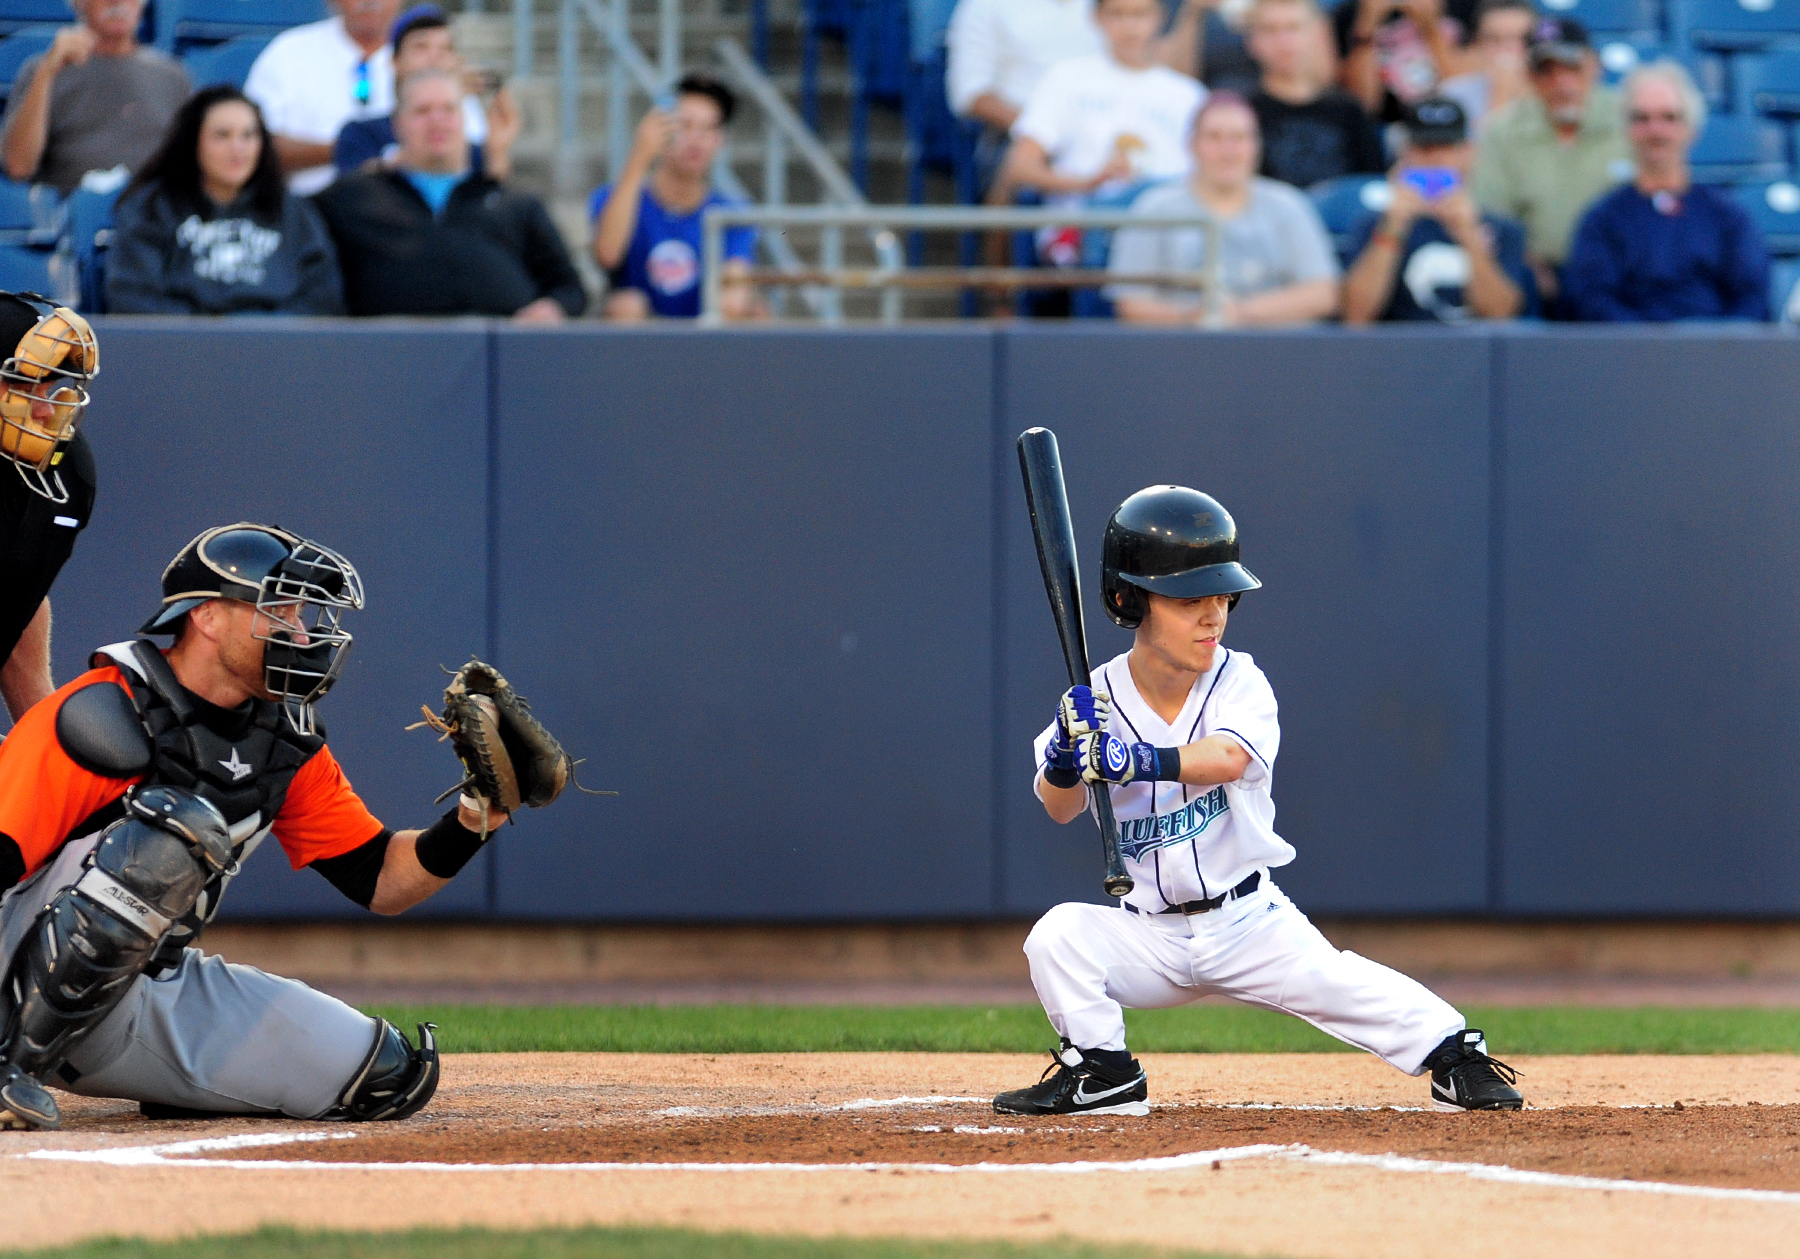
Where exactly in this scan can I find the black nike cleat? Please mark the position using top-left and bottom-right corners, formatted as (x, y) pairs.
(993, 1044), (1150, 1117)
(0, 1064), (59, 1130)
(1424, 1029), (1523, 1112)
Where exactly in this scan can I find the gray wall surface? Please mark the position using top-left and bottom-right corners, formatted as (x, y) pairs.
(31, 320), (1800, 921)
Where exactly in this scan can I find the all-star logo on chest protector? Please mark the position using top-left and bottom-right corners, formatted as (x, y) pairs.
(219, 748), (251, 781)
(1115, 785), (1230, 862)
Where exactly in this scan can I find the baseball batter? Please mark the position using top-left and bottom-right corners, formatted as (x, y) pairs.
(0, 523), (548, 1130)
(995, 486), (1523, 1117)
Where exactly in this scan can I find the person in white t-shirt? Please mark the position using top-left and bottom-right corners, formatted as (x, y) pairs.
(994, 486), (1525, 1119)
(244, 0), (402, 195)
(1002, 0), (1206, 203)
(947, 0), (1102, 135)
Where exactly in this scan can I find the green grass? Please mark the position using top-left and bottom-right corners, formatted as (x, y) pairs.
(363, 1002), (1800, 1056)
(19, 1227), (1259, 1259)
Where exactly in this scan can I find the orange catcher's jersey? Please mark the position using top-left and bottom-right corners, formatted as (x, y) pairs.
(0, 664), (384, 887)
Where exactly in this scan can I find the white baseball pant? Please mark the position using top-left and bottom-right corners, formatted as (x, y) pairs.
(1024, 877), (1464, 1075)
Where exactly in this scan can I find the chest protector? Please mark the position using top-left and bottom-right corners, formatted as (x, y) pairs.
(70, 641), (325, 966)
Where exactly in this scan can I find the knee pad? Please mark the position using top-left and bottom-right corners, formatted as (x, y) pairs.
(336, 1020), (439, 1122)
(1, 788), (228, 1077)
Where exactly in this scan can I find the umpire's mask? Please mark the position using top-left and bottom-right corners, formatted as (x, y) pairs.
(0, 293), (96, 504)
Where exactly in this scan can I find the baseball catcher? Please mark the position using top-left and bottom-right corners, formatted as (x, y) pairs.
(0, 522), (575, 1131)
(0, 292), (99, 720)
(995, 486), (1523, 1117)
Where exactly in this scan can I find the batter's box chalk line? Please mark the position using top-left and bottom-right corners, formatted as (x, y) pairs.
(18, 1129), (1800, 1206)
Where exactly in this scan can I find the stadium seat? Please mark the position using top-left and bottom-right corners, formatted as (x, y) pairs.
(1734, 48), (1800, 115)
(155, 0), (326, 54)
(181, 31), (272, 90)
(1594, 35), (1666, 84)
(1771, 255), (1800, 319)
(1688, 114), (1788, 181)
(1309, 174), (1393, 263)
(1730, 177), (1800, 251)
(0, 242), (52, 294)
(65, 185), (117, 312)
(0, 23), (58, 110)
(1536, 0), (1662, 37)
(1677, 0), (1800, 51)
(801, 0), (854, 127)
(0, 0), (71, 39)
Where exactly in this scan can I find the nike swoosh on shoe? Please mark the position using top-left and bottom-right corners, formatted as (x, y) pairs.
(1072, 1076), (1141, 1106)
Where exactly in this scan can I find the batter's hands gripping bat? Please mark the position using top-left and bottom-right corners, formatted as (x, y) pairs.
(1017, 427), (1133, 898)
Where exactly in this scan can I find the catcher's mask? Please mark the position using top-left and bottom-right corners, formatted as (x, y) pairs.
(0, 292), (97, 504)
(139, 523), (365, 736)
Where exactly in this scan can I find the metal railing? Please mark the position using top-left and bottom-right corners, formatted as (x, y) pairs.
(699, 206), (1224, 326)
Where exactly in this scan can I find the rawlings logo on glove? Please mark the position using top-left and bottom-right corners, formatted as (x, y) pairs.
(1076, 732), (1158, 785)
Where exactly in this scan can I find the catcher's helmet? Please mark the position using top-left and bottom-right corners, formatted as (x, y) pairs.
(140, 523), (365, 735)
(0, 292), (97, 504)
(1101, 486), (1261, 630)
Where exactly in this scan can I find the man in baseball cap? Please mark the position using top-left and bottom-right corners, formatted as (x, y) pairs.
(1472, 11), (1630, 310)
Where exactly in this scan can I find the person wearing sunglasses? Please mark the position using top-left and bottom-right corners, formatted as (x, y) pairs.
(0, 0), (190, 195)
(1563, 62), (1769, 323)
(244, 0), (404, 195)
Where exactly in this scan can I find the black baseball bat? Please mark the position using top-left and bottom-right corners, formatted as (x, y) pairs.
(1017, 427), (1133, 898)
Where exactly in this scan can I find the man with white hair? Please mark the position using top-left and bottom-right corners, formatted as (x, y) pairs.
(1563, 62), (1769, 322)
(0, 0), (189, 193)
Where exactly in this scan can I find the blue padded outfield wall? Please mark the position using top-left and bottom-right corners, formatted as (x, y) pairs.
(40, 319), (1800, 922)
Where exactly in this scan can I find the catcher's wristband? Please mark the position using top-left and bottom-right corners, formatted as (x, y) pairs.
(414, 807), (487, 878)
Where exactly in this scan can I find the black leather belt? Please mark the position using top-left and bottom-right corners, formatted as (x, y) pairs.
(1124, 871), (1261, 916)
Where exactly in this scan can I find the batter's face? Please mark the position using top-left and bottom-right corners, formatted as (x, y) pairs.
(1138, 593), (1230, 675)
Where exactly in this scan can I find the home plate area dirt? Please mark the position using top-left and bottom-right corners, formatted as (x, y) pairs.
(12, 1054), (1800, 1258)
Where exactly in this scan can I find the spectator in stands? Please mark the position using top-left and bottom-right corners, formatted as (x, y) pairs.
(106, 86), (343, 315)
(1564, 63), (1769, 322)
(246, 0), (403, 195)
(333, 5), (518, 180)
(1108, 93), (1340, 324)
(1245, 0), (1382, 188)
(591, 75), (758, 321)
(313, 69), (583, 320)
(1003, 0), (1206, 204)
(1343, 95), (1528, 321)
(945, 0), (1102, 198)
(1472, 15), (1628, 309)
(1158, 0), (1261, 95)
(0, 0), (190, 194)
(1436, 0), (1533, 134)
(1335, 0), (1480, 123)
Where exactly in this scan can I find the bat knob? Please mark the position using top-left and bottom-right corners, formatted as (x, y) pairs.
(1103, 874), (1135, 898)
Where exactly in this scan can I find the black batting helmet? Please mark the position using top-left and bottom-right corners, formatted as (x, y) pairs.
(1101, 486), (1261, 629)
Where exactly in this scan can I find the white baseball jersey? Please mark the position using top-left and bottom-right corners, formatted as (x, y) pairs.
(1033, 647), (1296, 912)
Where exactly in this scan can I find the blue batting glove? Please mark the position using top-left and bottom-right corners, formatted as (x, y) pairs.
(1076, 732), (1158, 785)
(1042, 722), (1079, 787)
(1058, 686), (1112, 740)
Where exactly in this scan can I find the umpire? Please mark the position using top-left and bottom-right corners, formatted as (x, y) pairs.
(0, 292), (98, 723)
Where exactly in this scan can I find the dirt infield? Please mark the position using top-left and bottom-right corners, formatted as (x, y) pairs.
(6, 1053), (1800, 1258)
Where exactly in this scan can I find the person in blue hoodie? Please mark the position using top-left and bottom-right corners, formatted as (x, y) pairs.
(1563, 61), (1769, 322)
(106, 86), (343, 315)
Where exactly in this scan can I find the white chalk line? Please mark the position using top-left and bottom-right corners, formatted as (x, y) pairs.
(18, 1129), (1800, 1206)
(652, 1097), (1426, 1119)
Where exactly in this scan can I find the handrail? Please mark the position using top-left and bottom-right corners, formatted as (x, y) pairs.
(700, 206), (1225, 327)
(714, 38), (864, 208)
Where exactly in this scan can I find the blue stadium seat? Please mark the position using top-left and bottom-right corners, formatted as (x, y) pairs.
(181, 31), (271, 89)
(1734, 48), (1800, 114)
(0, 0), (70, 39)
(1771, 255), (1800, 318)
(802, 0), (854, 126)
(0, 23), (58, 107)
(1689, 114), (1788, 181)
(1536, 0), (1662, 36)
(1731, 177), (1800, 251)
(65, 185), (116, 312)
(1677, 0), (1800, 51)
(1309, 174), (1393, 263)
(0, 242), (52, 293)
(1594, 35), (1666, 84)
(155, 0), (325, 54)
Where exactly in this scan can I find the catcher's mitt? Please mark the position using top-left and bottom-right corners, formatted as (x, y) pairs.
(411, 660), (612, 826)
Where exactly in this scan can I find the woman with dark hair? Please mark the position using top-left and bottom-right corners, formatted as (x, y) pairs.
(105, 85), (343, 315)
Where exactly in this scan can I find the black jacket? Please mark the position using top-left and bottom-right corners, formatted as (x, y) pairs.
(105, 185), (344, 316)
(312, 169), (586, 317)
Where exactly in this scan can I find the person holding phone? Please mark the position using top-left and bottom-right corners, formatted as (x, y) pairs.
(1342, 94), (1529, 321)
